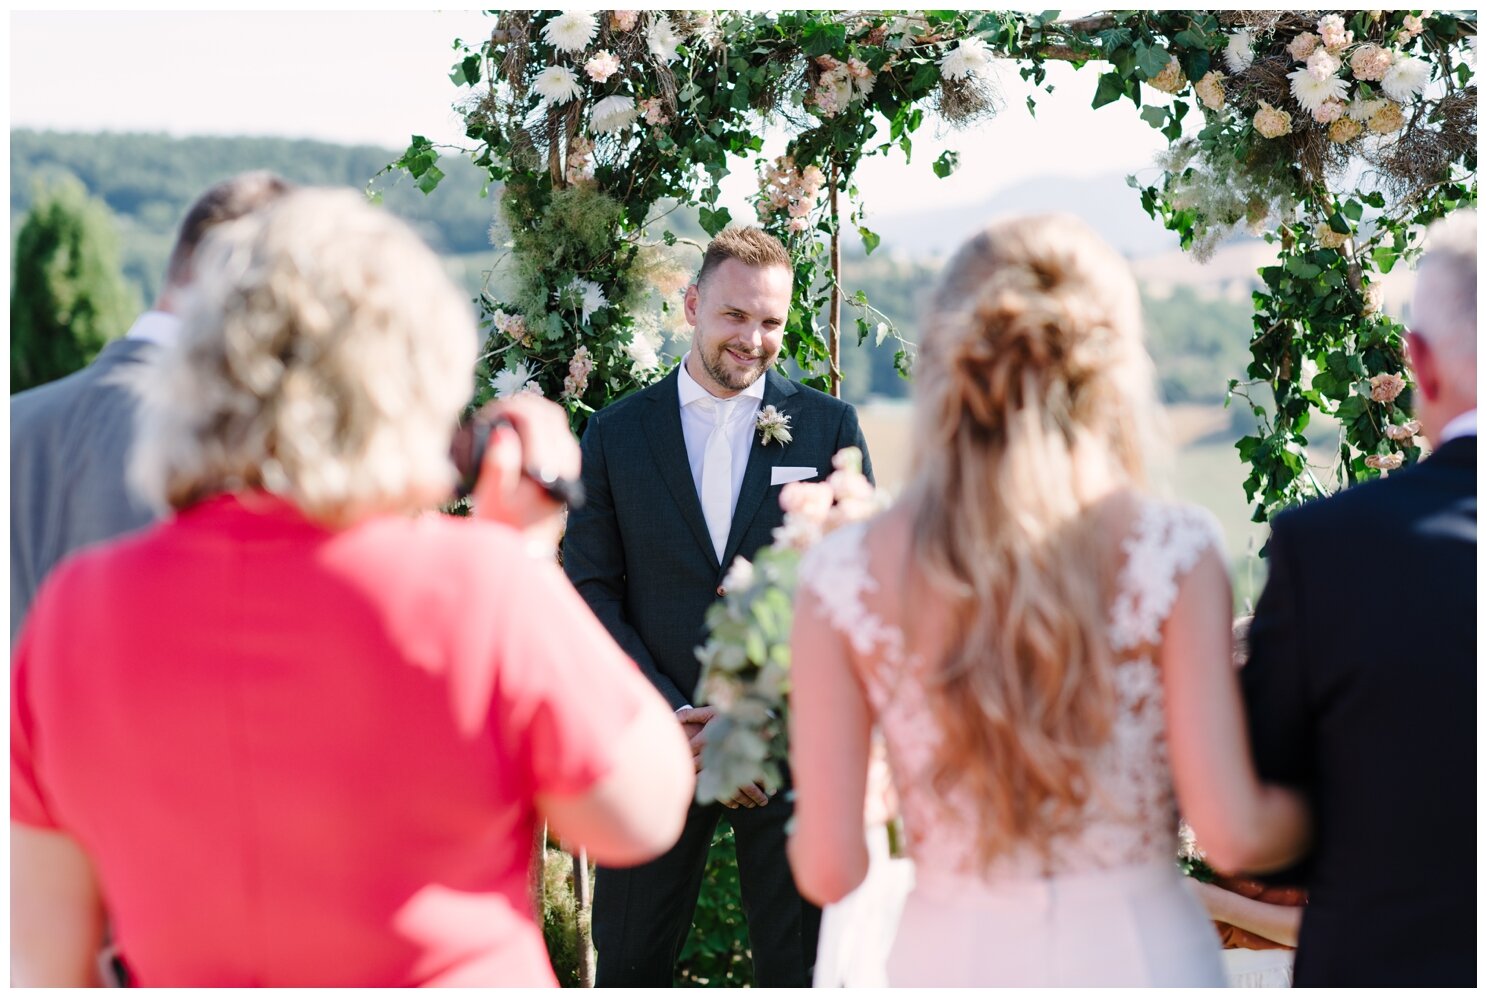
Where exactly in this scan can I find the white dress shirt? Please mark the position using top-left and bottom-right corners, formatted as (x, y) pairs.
(124, 310), (183, 347)
(677, 353), (766, 516)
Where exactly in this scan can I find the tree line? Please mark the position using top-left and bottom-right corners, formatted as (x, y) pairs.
(11, 128), (1252, 403)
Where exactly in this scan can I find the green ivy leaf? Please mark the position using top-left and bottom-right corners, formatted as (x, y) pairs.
(932, 149), (960, 178)
(698, 205), (733, 236)
(416, 164), (445, 194)
(1140, 105), (1168, 129)
(858, 225), (881, 254)
(1092, 71), (1127, 109)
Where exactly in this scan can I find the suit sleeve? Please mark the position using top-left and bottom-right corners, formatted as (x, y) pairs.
(562, 414), (690, 710)
(836, 403), (875, 486)
(1240, 513), (1314, 789)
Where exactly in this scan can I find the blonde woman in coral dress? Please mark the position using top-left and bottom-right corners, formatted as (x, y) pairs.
(787, 214), (1311, 986)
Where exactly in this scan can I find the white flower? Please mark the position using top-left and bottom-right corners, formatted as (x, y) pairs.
(1381, 54), (1430, 102)
(648, 19), (683, 63)
(624, 328), (660, 371)
(533, 65), (582, 106)
(565, 279), (608, 321)
(1347, 95), (1387, 121)
(542, 11), (598, 54)
(939, 36), (992, 82)
(721, 556), (756, 594)
(491, 360), (537, 399)
(1224, 29), (1255, 73)
(756, 405), (794, 446)
(590, 95), (638, 133)
(1288, 67), (1349, 114)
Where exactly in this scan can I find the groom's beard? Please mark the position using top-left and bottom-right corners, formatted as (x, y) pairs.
(702, 340), (777, 392)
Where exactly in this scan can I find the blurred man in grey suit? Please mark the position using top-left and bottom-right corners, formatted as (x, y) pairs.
(564, 226), (873, 986)
(11, 172), (292, 643)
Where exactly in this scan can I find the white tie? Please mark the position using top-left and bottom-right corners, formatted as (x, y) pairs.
(700, 397), (734, 563)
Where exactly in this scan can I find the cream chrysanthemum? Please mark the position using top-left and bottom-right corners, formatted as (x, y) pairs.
(1224, 30), (1255, 73)
(939, 36), (993, 81)
(567, 279), (608, 321)
(590, 94), (638, 133)
(1381, 54), (1430, 102)
(1254, 100), (1293, 138)
(542, 11), (598, 54)
(534, 65), (583, 105)
(1289, 66), (1349, 114)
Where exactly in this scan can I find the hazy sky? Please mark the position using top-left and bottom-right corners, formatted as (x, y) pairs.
(9, 10), (1171, 223)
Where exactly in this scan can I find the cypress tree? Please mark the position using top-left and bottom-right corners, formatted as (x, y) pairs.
(11, 177), (141, 394)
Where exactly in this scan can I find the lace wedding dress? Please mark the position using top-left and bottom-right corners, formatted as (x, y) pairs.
(801, 499), (1226, 987)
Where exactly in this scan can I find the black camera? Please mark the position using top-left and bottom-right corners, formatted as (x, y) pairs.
(451, 411), (585, 509)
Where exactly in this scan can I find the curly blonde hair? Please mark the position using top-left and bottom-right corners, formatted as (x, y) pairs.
(906, 213), (1165, 868)
(129, 188), (478, 526)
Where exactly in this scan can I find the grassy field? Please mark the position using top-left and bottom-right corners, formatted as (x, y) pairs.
(853, 401), (1340, 612)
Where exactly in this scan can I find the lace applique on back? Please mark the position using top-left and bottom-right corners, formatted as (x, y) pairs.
(797, 499), (1224, 887)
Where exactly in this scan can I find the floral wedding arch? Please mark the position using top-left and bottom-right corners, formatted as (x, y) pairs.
(396, 8), (1475, 520)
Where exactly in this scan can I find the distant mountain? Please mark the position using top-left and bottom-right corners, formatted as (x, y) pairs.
(864, 170), (1181, 259)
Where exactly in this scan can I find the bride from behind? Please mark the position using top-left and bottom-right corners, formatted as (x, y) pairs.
(787, 214), (1310, 986)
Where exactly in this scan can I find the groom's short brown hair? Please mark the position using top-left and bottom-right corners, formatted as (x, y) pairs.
(696, 226), (792, 290)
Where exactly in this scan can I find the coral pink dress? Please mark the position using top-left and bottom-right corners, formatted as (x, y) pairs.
(12, 492), (655, 986)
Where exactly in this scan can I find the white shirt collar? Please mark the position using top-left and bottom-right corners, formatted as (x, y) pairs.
(676, 352), (767, 409)
(1439, 409), (1476, 445)
(125, 310), (183, 347)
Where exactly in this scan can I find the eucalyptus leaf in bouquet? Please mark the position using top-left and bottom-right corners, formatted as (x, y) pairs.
(693, 447), (886, 804)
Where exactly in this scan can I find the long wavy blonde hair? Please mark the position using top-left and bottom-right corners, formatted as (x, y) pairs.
(906, 213), (1164, 867)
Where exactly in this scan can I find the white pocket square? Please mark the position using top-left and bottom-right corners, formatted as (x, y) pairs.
(771, 466), (818, 486)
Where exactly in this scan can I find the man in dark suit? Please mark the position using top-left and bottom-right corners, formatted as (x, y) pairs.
(10, 172), (292, 645)
(1241, 211), (1476, 986)
(564, 226), (873, 986)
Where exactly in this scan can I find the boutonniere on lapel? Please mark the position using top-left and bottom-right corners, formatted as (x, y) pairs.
(756, 405), (793, 447)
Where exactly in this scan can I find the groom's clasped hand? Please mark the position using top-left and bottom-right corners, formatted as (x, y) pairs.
(677, 705), (771, 808)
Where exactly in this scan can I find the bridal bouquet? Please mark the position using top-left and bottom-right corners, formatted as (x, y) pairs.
(693, 447), (885, 804)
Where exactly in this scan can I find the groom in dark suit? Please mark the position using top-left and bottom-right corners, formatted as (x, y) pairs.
(1241, 211), (1476, 986)
(564, 226), (872, 986)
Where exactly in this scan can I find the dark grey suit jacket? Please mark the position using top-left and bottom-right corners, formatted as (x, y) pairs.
(563, 367), (873, 709)
(11, 337), (160, 644)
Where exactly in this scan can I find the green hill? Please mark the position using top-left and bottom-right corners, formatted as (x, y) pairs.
(11, 129), (1255, 406)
